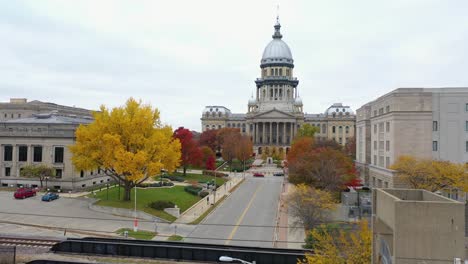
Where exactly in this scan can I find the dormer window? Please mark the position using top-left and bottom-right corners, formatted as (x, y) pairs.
(216, 108), (218, 111)
(210, 108), (213, 112)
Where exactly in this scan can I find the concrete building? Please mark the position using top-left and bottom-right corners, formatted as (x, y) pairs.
(0, 112), (111, 190)
(0, 98), (92, 121)
(356, 88), (468, 195)
(201, 18), (356, 155)
(373, 188), (465, 263)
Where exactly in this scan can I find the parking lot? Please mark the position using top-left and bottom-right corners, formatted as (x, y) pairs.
(0, 191), (194, 238)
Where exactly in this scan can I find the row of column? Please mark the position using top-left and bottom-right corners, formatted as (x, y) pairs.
(251, 122), (297, 145)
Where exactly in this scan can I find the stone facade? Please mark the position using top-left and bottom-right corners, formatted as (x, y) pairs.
(356, 88), (468, 199)
(201, 20), (356, 155)
(0, 106), (111, 190)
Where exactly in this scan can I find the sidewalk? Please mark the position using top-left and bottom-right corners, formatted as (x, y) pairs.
(276, 182), (306, 249)
(174, 175), (244, 224)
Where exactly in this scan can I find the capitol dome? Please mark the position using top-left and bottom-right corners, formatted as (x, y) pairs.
(260, 21), (294, 66)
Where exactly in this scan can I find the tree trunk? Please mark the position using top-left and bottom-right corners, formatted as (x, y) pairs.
(123, 182), (132, 201)
(39, 178), (43, 188)
(183, 166), (187, 176)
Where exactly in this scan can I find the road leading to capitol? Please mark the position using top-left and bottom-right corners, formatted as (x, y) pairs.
(185, 175), (283, 247)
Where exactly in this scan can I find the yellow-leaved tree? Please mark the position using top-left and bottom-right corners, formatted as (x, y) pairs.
(300, 220), (371, 264)
(391, 155), (467, 192)
(69, 98), (181, 201)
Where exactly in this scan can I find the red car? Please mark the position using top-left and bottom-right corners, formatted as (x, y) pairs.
(253, 173), (264, 177)
(14, 188), (36, 199)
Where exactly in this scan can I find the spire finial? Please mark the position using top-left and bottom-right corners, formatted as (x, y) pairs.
(272, 5), (283, 39)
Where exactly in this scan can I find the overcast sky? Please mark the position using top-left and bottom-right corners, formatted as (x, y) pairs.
(1, 1), (468, 131)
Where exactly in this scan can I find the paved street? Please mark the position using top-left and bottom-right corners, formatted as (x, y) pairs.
(185, 172), (283, 247)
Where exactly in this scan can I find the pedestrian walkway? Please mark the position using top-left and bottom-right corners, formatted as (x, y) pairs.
(174, 175), (244, 224)
(275, 182), (305, 249)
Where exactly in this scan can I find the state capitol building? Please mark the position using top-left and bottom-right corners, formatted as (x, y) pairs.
(201, 19), (356, 155)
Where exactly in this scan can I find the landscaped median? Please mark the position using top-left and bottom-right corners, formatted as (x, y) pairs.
(90, 172), (230, 222)
(93, 186), (201, 222)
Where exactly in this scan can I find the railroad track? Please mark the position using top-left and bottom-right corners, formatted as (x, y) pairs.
(0, 236), (60, 248)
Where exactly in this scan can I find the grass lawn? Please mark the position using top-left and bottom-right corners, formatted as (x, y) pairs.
(116, 228), (156, 240)
(167, 235), (183, 241)
(94, 186), (201, 222)
(170, 172), (228, 186)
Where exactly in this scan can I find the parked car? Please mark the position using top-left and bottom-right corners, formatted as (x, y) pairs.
(253, 172), (264, 177)
(14, 188), (37, 199)
(41, 192), (59, 202)
(273, 172), (284, 176)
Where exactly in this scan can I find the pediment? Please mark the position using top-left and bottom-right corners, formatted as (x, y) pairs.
(251, 109), (296, 119)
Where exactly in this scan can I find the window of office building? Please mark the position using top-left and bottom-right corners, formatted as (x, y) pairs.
(33, 146), (42, 162)
(379, 108), (384, 115)
(386, 140), (390, 151)
(374, 141), (377, 150)
(18, 146), (27, 162)
(374, 110), (377, 116)
(373, 155), (377, 165)
(466, 141), (468, 152)
(379, 141), (384, 149)
(3, 145), (12, 161)
(56, 169), (62, 178)
(466, 103), (468, 112)
(5, 167), (10, 176)
(379, 156), (384, 167)
(386, 157), (390, 168)
(374, 124), (377, 133)
(386, 122), (390, 132)
(466, 121), (468, 131)
(386, 106), (390, 113)
(433, 141), (438, 151)
(433, 121), (438, 131)
(54, 147), (64, 163)
(379, 122), (384, 132)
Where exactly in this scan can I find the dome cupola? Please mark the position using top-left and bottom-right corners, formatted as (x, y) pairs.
(260, 18), (294, 67)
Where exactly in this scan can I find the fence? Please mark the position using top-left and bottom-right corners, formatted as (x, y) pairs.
(0, 246), (15, 264)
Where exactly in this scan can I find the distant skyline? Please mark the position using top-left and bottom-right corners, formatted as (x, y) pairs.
(2, 1), (468, 131)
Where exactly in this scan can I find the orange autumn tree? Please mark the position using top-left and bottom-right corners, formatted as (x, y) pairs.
(288, 137), (355, 192)
(69, 98), (181, 201)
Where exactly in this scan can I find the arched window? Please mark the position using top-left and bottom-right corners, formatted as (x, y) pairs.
(279, 69), (283, 75)
(322, 124), (326, 133)
(212, 112), (215, 117)
(227, 123), (231, 127)
(286, 69), (290, 76)
(275, 68), (278, 76)
(205, 112), (209, 118)
(339, 126), (343, 134)
(345, 126), (349, 134)
(287, 90), (290, 98)
(270, 89), (273, 98)
(218, 112), (222, 117)
(270, 69), (274, 75)
(206, 125), (209, 130)
(263, 69), (266, 77)
(279, 89), (282, 98)
(332, 126), (336, 133)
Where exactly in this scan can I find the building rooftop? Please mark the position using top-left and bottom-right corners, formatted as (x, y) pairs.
(3, 112), (93, 125)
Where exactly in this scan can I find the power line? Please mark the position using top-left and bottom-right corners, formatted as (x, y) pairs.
(0, 210), (362, 229)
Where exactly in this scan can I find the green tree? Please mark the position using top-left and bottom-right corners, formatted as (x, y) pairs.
(70, 98), (181, 201)
(296, 123), (319, 139)
(20, 164), (55, 188)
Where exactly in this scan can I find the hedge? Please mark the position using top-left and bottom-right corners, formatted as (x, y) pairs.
(137, 182), (174, 188)
(184, 185), (203, 196)
(148, 200), (176, 210)
(198, 190), (209, 198)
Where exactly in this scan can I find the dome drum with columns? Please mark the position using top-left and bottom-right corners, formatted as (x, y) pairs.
(201, 18), (356, 157)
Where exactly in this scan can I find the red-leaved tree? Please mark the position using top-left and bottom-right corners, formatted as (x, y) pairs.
(173, 127), (202, 176)
(206, 155), (216, 170)
(199, 129), (219, 153)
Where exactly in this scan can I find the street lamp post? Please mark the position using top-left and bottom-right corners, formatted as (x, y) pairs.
(45, 176), (49, 190)
(213, 161), (227, 204)
(133, 182), (138, 232)
(219, 256), (255, 264)
(106, 184), (109, 200)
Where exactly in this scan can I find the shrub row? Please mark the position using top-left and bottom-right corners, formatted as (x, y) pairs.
(138, 182), (174, 188)
(202, 170), (228, 177)
(184, 185), (203, 196)
(162, 175), (185, 182)
(148, 200), (175, 210)
(199, 190), (209, 198)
